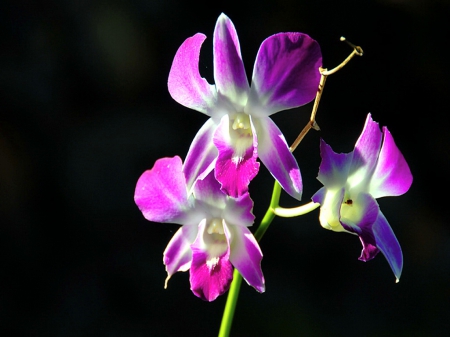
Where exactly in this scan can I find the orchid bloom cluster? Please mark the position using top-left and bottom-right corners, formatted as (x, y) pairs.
(134, 13), (412, 303)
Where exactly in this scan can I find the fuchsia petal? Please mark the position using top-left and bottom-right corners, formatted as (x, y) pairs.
(224, 223), (265, 292)
(348, 114), (383, 188)
(316, 139), (353, 189)
(183, 118), (218, 193)
(371, 211), (403, 281)
(213, 115), (260, 198)
(168, 33), (217, 115)
(193, 170), (227, 210)
(253, 117), (302, 200)
(163, 225), (198, 287)
(370, 126), (413, 198)
(189, 221), (233, 301)
(193, 172), (255, 227)
(247, 33), (322, 117)
(224, 193), (255, 228)
(134, 156), (191, 223)
(213, 13), (249, 108)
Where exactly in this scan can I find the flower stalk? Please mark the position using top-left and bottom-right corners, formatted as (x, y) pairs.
(273, 201), (321, 218)
(218, 269), (243, 337)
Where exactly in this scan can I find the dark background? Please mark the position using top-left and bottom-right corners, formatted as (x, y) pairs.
(1, 0), (449, 336)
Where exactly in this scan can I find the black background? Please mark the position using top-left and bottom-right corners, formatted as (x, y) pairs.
(1, 0), (449, 336)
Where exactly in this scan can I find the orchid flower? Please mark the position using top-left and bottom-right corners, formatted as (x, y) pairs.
(168, 13), (322, 199)
(134, 156), (264, 301)
(312, 113), (412, 281)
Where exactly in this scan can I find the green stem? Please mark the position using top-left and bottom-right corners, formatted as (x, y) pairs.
(218, 269), (243, 337)
(254, 181), (281, 241)
(217, 181), (281, 337)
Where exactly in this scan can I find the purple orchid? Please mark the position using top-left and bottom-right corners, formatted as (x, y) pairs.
(312, 114), (412, 281)
(134, 156), (264, 301)
(168, 13), (322, 199)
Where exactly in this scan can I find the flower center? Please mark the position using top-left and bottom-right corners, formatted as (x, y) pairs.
(231, 114), (251, 131)
(206, 218), (225, 236)
(229, 113), (253, 164)
(204, 218), (228, 270)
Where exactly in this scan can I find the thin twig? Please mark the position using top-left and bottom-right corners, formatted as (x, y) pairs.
(290, 37), (363, 153)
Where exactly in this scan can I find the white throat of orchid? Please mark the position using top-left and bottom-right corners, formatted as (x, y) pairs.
(229, 113), (253, 165)
(320, 189), (360, 233)
(340, 192), (365, 230)
(204, 218), (228, 270)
